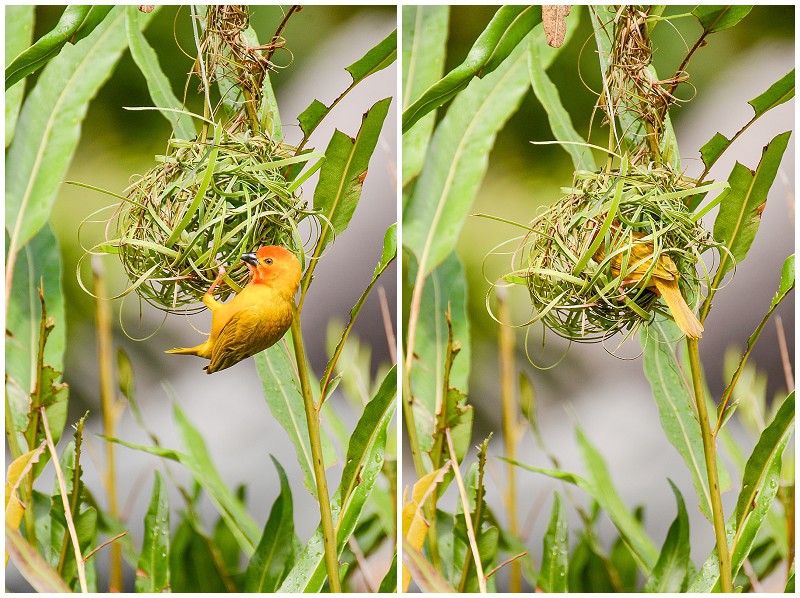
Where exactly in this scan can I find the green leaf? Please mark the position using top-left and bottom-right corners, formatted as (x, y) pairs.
(278, 388), (395, 592)
(407, 251), (471, 460)
(733, 392), (794, 551)
(125, 6), (195, 141)
(254, 339), (336, 498)
(170, 513), (232, 593)
(378, 553), (397, 592)
(690, 392), (794, 591)
(538, 492), (569, 592)
(338, 366), (396, 516)
(610, 534), (639, 592)
(245, 457), (296, 592)
(575, 427), (659, 572)
(312, 97), (392, 255)
(135, 471), (170, 592)
(5, 522), (72, 593)
(402, 5), (449, 185)
(644, 481), (690, 592)
(402, 40), (530, 277)
(713, 131), (791, 280)
(642, 317), (731, 520)
(298, 30), (396, 138)
(402, 6), (542, 132)
(691, 6), (753, 33)
(700, 70), (794, 171)
(5, 7), (153, 273)
(172, 404), (260, 554)
(6, 225), (67, 459)
(5, 5), (113, 88)
(528, 8), (595, 171)
(5, 5), (34, 147)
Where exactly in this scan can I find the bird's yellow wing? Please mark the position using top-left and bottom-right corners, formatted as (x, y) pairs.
(206, 304), (292, 373)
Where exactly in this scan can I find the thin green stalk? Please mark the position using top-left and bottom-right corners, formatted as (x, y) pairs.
(687, 338), (732, 593)
(57, 416), (86, 575)
(289, 305), (341, 592)
(497, 291), (521, 592)
(93, 260), (122, 591)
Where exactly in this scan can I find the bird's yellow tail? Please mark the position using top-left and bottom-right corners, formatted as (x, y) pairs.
(165, 345), (203, 356)
(653, 278), (703, 339)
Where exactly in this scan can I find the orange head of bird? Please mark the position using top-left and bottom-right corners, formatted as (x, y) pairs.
(241, 246), (302, 293)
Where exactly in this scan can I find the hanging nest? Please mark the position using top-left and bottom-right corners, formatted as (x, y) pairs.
(112, 131), (313, 313)
(508, 164), (719, 341)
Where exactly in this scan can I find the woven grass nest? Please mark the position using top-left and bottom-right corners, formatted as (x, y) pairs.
(509, 165), (718, 341)
(113, 131), (312, 313)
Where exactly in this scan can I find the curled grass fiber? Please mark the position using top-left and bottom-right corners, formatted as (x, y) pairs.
(507, 164), (719, 341)
(111, 131), (313, 313)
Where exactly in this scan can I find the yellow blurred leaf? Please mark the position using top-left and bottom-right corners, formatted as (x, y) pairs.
(401, 466), (448, 591)
(5, 443), (46, 565)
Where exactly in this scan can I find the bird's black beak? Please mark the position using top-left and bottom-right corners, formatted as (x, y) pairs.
(241, 252), (259, 267)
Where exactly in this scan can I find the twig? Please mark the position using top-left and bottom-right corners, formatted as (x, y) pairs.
(83, 531), (129, 564)
(290, 305), (341, 592)
(496, 288), (522, 591)
(266, 5), (301, 62)
(485, 551), (528, 580)
(775, 316), (794, 392)
(347, 535), (376, 593)
(445, 428), (486, 593)
(378, 286), (396, 364)
(93, 258), (124, 591)
(42, 408), (88, 593)
(687, 339), (732, 592)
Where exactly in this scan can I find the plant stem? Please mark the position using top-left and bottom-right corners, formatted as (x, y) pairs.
(687, 338), (732, 593)
(93, 259), (123, 592)
(497, 290), (521, 592)
(290, 305), (341, 592)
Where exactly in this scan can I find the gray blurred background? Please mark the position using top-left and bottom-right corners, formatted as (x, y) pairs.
(406, 5), (793, 592)
(7, 5), (396, 592)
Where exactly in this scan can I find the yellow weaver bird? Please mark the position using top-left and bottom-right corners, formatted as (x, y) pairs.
(166, 245), (302, 373)
(596, 231), (704, 339)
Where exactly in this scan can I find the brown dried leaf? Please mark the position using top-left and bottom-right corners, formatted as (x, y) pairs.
(543, 5), (572, 48)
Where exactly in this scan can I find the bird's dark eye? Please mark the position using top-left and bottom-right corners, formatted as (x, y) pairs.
(265, 258), (273, 265)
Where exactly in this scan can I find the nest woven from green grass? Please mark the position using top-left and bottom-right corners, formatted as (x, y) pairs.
(509, 165), (719, 341)
(113, 131), (313, 313)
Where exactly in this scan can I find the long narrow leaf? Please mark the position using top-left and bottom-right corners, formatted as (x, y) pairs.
(135, 471), (170, 592)
(402, 5), (449, 185)
(125, 6), (195, 140)
(403, 40), (531, 278)
(6, 523), (72, 593)
(538, 492), (569, 592)
(644, 481), (690, 592)
(5, 5), (35, 146)
(713, 131), (791, 281)
(244, 457), (296, 592)
(642, 317), (731, 520)
(6, 7), (153, 281)
(402, 6), (542, 132)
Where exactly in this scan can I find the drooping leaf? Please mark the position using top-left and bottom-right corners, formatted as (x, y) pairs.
(6, 7), (153, 273)
(298, 30), (396, 138)
(5, 4), (34, 147)
(402, 6), (542, 132)
(311, 97), (392, 256)
(244, 457), (296, 592)
(402, 5), (449, 184)
(642, 317), (732, 520)
(691, 6), (753, 33)
(135, 471), (170, 592)
(402, 544), (457, 593)
(4, 442), (46, 556)
(713, 131), (791, 280)
(528, 8), (595, 171)
(278, 391), (395, 592)
(125, 5), (195, 141)
(538, 492), (569, 592)
(402, 40), (531, 277)
(5, 5), (114, 88)
(644, 481), (690, 592)
(255, 338), (336, 498)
